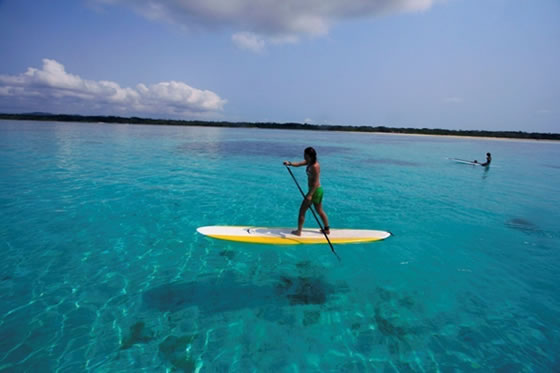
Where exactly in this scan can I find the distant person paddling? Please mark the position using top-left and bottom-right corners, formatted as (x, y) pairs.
(474, 152), (492, 167)
(283, 147), (330, 236)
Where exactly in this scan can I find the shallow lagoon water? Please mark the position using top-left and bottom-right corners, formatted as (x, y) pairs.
(0, 120), (559, 371)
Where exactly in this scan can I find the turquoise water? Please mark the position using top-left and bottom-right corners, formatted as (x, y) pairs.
(1, 120), (559, 372)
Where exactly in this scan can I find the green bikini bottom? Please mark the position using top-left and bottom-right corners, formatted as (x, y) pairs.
(311, 186), (324, 204)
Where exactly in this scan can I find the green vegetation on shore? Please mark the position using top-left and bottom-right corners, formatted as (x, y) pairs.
(1, 113), (558, 140)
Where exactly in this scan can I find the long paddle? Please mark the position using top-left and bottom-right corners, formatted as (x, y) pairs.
(285, 165), (341, 261)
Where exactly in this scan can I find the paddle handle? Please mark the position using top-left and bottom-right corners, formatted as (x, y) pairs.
(285, 165), (340, 261)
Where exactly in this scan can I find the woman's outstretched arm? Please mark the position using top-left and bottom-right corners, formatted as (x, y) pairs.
(283, 160), (308, 167)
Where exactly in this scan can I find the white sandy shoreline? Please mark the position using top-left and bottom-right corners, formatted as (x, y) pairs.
(250, 125), (560, 144)
(356, 130), (560, 143)
(2, 118), (558, 144)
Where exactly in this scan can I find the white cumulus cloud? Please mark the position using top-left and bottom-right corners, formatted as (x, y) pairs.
(96, 0), (441, 48)
(0, 59), (226, 116)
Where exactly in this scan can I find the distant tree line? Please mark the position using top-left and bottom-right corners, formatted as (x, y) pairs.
(1, 112), (558, 140)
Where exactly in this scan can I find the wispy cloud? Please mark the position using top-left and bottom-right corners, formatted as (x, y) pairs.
(0, 59), (226, 116)
(536, 109), (551, 115)
(443, 96), (463, 104)
(96, 0), (441, 49)
(232, 32), (265, 53)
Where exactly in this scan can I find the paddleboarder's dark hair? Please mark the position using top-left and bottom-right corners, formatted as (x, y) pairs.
(305, 147), (317, 164)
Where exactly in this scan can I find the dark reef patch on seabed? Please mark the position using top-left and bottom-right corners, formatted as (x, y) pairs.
(506, 218), (560, 240)
(142, 271), (341, 314)
(219, 249), (235, 260)
(176, 140), (350, 159)
(348, 287), (421, 356)
(303, 310), (321, 326)
(159, 334), (198, 372)
(275, 275), (334, 305)
(120, 321), (155, 350)
(506, 217), (541, 233)
(504, 217), (560, 239)
(374, 306), (408, 340)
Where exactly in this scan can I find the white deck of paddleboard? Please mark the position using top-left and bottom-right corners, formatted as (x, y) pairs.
(197, 226), (391, 240)
(448, 158), (482, 166)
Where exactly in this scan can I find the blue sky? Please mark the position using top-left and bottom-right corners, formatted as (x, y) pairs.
(0, 0), (558, 132)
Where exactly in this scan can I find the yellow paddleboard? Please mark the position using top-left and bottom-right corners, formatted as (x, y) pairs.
(197, 226), (391, 245)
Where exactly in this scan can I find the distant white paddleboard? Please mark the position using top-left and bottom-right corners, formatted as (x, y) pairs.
(197, 226), (391, 245)
(448, 157), (482, 166)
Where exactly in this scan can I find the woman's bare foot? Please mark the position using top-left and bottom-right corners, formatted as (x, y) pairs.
(291, 230), (302, 236)
(321, 226), (331, 235)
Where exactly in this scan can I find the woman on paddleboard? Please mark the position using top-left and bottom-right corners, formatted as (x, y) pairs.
(283, 147), (330, 236)
(474, 152), (492, 167)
